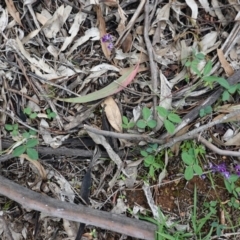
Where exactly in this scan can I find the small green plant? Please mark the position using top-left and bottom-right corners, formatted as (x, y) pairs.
(5, 123), (19, 137)
(181, 148), (203, 180)
(137, 107), (157, 129)
(191, 186), (216, 239)
(140, 143), (164, 179)
(199, 105), (212, 117)
(5, 125), (39, 160)
(211, 222), (226, 237)
(185, 51), (240, 101)
(24, 107), (38, 119)
(122, 116), (135, 129)
(224, 174), (240, 199)
(13, 130), (39, 160)
(156, 107), (181, 134)
(46, 109), (57, 119)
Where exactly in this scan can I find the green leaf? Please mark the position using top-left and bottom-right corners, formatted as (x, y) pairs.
(185, 61), (191, 67)
(167, 113), (181, 123)
(22, 132), (30, 139)
(13, 124), (18, 130)
(142, 107), (151, 121)
(215, 78), (230, 89)
(181, 152), (194, 165)
(228, 174), (239, 183)
(140, 150), (148, 157)
(30, 113), (37, 119)
(29, 130), (37, 136)
(164, 119), (175, 134)
(149, 165), (155, 178)
(156, 107), (168, 118)
(13, 145), (26, 157)
(202, 75), (223, 82)
(228, 85), (237, 94)
(12, 130), (18, 137)
(24, 107), (32, 115)
(48, 112), (57, 119)
(184, 166), (194, 180)
(122, 116), (129, 125)
(122, 124), (128, 129)
(224, 179), (232, 194)
(128, 122), (135, 128)
(144, 155), (155, 165)
(26, 139), (39, 148)
(57, 64), (139, 103)
(147, 119), (157, 129)
(195, 52), (205, 60)
(5, 124), (13, 131)
(199, 109), (205, 117)
(137, 119), (146, 129)
(191, 63), (201, 77)
(152, 162), (161, 169)
(193, 164), (203, 175)
(203, 60), (212, 76)
(222, 90), (230, 101)
(26, 148), (39, 160)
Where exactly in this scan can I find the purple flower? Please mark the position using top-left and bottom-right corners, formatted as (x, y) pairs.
(107, 42), (114, 50)
(210, 163), (230, 179)
(102, 34), (113, 43)
(235, 165), (240, 176)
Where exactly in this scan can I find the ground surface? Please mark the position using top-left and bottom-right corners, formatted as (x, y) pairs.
(0, 0), (240, 240)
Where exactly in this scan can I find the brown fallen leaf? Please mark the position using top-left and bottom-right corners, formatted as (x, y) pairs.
(217, 48), (234, 76)
(122, 33), (133, 53)
(102, 96), (122, 132)
(103, 0), (118, 7)
(21, 154), (47, 180)
(95, 5), (111, 60)
(5, 0), (23, 27)
(225, 132), (240, 146)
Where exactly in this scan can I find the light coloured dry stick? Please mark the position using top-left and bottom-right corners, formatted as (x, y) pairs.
(144, 1), (158, 118)
(115, 0), (146, 46)
(0, 175), (156, 240)
(84, 108), (240, 158)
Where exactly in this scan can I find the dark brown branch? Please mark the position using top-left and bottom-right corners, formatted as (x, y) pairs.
(0, 175), (156, 239)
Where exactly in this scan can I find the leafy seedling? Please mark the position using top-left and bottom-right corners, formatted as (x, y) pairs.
(46, 109), (57, 119)
(224, 174), (240, 199)
(199, 105), (212, 117)
(137, 107), (157, 129)
(13, 138), (39, 160)
(122, 116), (135, 129)
(156, 107), (181, 134)
(24, 107), (38, 119)
(141, 144), (163, 179)
(181, 148), (203, 180)
(5, 123), (19, 137)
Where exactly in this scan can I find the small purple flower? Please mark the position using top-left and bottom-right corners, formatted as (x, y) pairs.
(210, 163), (230, 179)
(107, 42), (114, 50)
(102, 33), (113, 43)
(235, 165), (240, 176)
(200, 174), (206, 180)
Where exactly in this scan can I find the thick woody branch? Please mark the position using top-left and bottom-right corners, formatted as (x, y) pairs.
(0, 175), (156, 240)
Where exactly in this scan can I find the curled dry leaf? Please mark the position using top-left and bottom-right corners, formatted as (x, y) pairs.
(5, 0), (23, 27)
(217, 48), (234, 76)
(21, 154), (47, 180)
(185, 0), (198, 25)
(95, 5), (111, 60)
(102, 96), (122, 132)
(58, 62), (139, 103)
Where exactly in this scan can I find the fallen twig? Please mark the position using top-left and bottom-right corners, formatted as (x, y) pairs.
(0, 175), (156, 240)
(144, 0), (158, 118)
